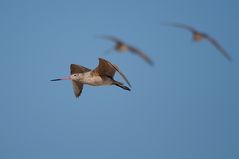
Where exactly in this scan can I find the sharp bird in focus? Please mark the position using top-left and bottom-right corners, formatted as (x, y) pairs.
(51, 58), (131, 98)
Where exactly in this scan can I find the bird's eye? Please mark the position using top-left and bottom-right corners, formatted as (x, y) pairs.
(73, 74), (77, 76)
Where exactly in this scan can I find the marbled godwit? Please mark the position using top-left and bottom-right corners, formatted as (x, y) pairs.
(51, 58), (131, 98)
(162, 22), (232, 61)
(99, 35), (154, 65)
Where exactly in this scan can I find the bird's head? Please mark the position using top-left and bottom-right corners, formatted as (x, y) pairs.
(70, 73), (84, 81)
(50, 73), (83, 82)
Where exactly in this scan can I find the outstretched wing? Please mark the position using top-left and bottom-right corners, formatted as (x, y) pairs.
(70, 64), (90, 98)
(97, 35), (125, 45)
(93, 58), (116, 77)
(70, 64), (91, 74)
(204, 35), (232, 61)
(110, 62), (131, 88)
(93, 58), (131, 87)
(128, 45), (154, 65)
(72, 81), (83, 98)
(162, 22), (198, 33)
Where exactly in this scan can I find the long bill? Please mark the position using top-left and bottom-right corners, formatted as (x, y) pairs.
(50, 76), (71, 81)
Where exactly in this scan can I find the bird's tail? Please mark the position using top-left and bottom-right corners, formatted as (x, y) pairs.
(113, 81), (131, 91)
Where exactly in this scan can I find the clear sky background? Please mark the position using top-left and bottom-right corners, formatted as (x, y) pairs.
(0, 0), (239, 159)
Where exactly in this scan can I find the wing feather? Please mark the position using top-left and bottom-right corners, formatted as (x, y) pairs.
(93, 58), (116, 77)
(162, 22), (198, 33)
(72, 81), (83, 98)
(98, 35), (124, 44)
(204, 35), (232, 61)
(70, 64), (91, 74)
(93, 58), (131, 87)
(128, 46), (154, 65)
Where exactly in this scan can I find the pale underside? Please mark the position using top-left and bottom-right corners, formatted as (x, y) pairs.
(79, 72), (113, 86)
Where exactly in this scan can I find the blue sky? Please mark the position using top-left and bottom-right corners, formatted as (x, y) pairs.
(0, 0), (239, 159)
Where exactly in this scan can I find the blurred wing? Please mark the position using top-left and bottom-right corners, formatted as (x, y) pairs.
(93, 58), (116, 77)
(162, 22), (198, 33)
(98, 35), (125, 44)
(72, 81), (84, 98)
(204, 35), (232, 61)
(70, 64), (91, 74)
(128, 46), (154, 65)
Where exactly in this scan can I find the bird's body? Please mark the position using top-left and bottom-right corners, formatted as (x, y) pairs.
(162, 22), (232, 61)
(192, 32), (205, 41)
(72, 71), (113, 86)
(51, 58), (131, 98)
(98, 35), (154, 65)
(115, 43), (129, 52)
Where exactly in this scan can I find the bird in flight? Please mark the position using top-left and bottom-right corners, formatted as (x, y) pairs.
(98, 35), (154, 65)
(162, 22), (232, 61)
(51, 58), (131, 98)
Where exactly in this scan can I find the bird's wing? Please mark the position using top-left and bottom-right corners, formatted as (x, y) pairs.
(93, 58), (116, 77)
(162, 22), (198, 33)
(72, 81), (84, 98)
(204, 35), (232, 61)
(128, 45), (154, 65)
(93, 58), (131, 87)
(98, 35), (125, 44)
(110, 62), (131, 87)
(70, 64), (91, 74)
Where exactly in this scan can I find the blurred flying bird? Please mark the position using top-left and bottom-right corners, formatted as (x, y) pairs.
(51, 58), (131, 98)
(162, 22), (232, 61)
(98, 35), (154, 65)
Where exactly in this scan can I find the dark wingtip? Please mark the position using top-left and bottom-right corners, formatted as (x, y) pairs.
(50, 79), (62, 81)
